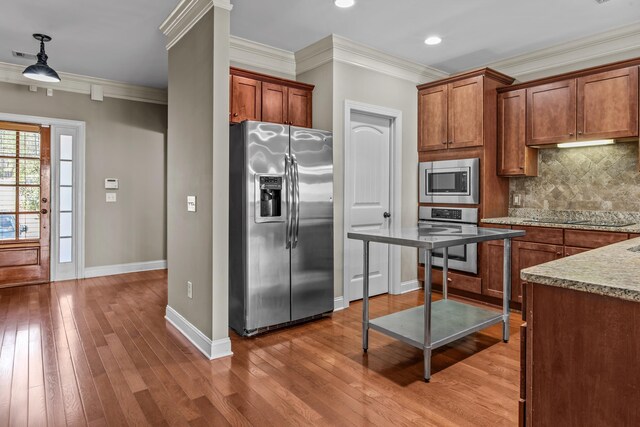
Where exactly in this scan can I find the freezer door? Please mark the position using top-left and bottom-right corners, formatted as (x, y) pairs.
(290, 127), (334, 320)
(244, 121), (292, 331)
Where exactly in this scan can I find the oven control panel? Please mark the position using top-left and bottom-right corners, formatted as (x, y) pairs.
(431, 208), (462, 221)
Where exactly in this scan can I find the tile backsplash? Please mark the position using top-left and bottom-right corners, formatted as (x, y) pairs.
(510, 141), (640, 212)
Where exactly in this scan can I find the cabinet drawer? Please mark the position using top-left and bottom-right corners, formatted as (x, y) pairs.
(629, 233), (640, 239)
(564, 229), (627, 249)
(564, 246), (589, 257)
(513, 226), (563, 245)
(432, 269), (482, 294)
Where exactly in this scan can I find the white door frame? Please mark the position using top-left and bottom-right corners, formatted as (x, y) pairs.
(0, 112), (86, 281)
(343, 100), (402, 310)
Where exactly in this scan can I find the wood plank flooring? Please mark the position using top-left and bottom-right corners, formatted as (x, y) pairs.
(0, 270), (522, 426)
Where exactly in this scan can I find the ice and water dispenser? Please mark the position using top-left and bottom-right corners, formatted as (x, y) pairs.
(255, 174), (284, 223)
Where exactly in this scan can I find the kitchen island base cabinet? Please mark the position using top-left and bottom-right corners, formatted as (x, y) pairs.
(524, 282), (640, 426)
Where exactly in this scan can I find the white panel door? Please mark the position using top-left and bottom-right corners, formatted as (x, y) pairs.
(346, 112), (392, 301)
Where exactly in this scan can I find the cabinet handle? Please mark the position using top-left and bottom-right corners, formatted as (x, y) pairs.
(447, 278), (452, 283)
(233, 113), (238, 117)
(442, 141), (447, 145)
(556, 251), (562, 256)
(577, 131), (582, 135)
(519, 166), (524, 170)
(569, 132), (574, 136)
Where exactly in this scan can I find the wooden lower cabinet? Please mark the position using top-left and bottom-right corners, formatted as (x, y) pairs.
(524, 282), (640, 425)
(511, 241), (563, 303)
(482, 239), (506, 299)
(564, 229), (628, 248)
(519, 322), (527, 427)
(418, 266), (482, 294)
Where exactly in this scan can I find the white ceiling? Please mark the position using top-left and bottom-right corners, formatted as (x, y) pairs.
(231, 0), (640, 73)
(1, 0), (639, 89)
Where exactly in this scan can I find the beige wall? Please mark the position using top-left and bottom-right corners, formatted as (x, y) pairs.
(167, 7), (230, 341)
(167, 11), (215, 337)
(299, 60), (421, 299)
(0, 81), (167, 268)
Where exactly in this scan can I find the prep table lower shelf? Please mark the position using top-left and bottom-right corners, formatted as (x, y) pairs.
(369, 299), (503, 350)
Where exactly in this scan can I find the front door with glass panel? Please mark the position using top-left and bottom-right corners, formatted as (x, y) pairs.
(0, 122), (50, 287)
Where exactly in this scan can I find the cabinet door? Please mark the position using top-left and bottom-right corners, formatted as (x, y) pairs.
(262, 82), (288, 125)
(287, 87), (312, 128)
(526, 80), (576, 145)
(231, 75), (261, 123)
(512, 241), (563, 302)
(498, 89), (537, 176)
(418, 85), (448, 151)
(483, 239), (506, 299)
(448, 76), (483, 149)
(577, 66), (638, 140)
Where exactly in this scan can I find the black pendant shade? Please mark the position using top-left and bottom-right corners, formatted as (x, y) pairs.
(22, 34), (61, 83)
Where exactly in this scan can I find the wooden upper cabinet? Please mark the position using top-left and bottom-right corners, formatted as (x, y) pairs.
(418, 85), (448, 151)
(261, 82), (288, 124)
(231, 75), (262, 123)
(448, 76), (483, 149)
(287, 87), (312, 128)
(418, 76), (484, 151)
(230, 67), (314, 127)
(498, 89), (538, 176)
(526, 79), (576, 146)
(577, 66), (638, 140)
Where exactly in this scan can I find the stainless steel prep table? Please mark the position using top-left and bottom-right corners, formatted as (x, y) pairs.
(347, 225), (525, 381)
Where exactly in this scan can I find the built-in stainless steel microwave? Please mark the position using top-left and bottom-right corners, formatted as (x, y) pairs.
(419, 158), (480, 204)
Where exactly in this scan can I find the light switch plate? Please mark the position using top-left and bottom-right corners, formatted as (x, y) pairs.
(187, 196), (196, 212)
(106, 193), (117, 203)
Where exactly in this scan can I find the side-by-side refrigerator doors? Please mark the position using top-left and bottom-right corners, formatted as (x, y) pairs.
(244, 122), (291, 331)
(290, 127), (334, 321)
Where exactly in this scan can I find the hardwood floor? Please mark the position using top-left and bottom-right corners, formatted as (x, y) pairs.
(0, 270), (522, 426)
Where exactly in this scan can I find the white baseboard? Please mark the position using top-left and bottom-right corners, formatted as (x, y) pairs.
(83, 260), (167, 279)
(165, 305), (233, 360)
(333, 296), (345, 311)
(399, 279), (421, 294)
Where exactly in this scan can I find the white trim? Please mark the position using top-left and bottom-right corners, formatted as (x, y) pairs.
(83, 260), (167, 279)
(333, 296), (345, 312)
(487, 22), (640, 80)
(160, 0), (233, 51)
(342, 100), (403, 309)
(0, 61), (167, 105)
(295, 35), (448, 84)
(399, 280), (421, 294)
(165, 306), (233, 360)
(0, 112), (86, 282)
(230, 36), (296, 79)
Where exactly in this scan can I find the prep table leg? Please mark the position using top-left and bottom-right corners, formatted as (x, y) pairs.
(502, 238), (512, 343)
(442, 248), (448, 300)
(423, 249), (433, 382)
(362, 240), (370, 353)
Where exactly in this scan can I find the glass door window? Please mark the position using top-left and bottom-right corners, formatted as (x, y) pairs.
(0, 129), (41, 241)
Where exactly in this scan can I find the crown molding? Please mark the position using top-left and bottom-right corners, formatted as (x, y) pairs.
(487, 22), (640, 81)
(0, 61), (167, 105)
(160, 0), (232, 51)
(295, 34), (448, 83)
(230, 36), (296, 78)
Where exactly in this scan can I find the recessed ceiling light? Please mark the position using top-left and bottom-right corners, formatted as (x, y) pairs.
(424, 36), (442, 46)
(334, 0), (355, 8)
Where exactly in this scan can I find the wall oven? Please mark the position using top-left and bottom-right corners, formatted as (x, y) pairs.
(419, 158), (479, 204)
(418, 206), (478, 274)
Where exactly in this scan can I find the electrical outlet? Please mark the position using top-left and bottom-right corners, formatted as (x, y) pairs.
(513, 194), (522, 207)
(187, 281), (193, 299)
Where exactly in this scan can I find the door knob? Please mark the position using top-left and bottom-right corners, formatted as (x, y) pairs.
(41, 209), (48, 214)
(383, 212), (391, 218)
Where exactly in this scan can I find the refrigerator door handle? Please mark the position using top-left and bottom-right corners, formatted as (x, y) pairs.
(292, 155), (300, 248)
(285, 154), (293, 249)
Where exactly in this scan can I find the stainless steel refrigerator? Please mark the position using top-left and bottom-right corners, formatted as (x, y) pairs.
(229, 121), (333, 336)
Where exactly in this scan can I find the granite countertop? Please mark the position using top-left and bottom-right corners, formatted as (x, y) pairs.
(521, 238), (640, 302)
(482, 217), (640, 234)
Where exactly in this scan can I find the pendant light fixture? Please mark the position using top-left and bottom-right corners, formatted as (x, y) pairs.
(22, 34), (61, 83)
